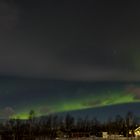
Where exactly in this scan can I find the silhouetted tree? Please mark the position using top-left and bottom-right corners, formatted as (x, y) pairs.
(28, 110), (36, 139)
(64, 114), (74, 138)
(125, 111), (134, 136)
(115, 115), (125, 134)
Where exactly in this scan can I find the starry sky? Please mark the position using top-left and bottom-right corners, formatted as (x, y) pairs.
(0, 0), (140, 119)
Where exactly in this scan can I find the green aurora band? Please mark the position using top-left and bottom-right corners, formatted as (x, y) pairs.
(12, 89), (139, 119)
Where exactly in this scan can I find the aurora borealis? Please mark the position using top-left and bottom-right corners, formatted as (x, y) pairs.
(0, 0), (140, 120)
(0, 78), (139, 119)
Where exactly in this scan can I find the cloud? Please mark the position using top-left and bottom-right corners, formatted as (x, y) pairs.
(82, 100), (102, 108)
(1, 107), (15, 119)
(125, 85), (140, 99)
(39, 106), (53, 115)
(0, 0), (139, 82)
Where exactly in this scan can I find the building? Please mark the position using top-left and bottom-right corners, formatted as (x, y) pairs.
(134, 126), (140, 137)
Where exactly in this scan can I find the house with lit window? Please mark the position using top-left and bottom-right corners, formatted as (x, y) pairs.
(134, 126), (140, 137)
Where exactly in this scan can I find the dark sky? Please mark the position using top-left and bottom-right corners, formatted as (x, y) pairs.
(0, 0), (140, 81)
(0, 0), (140, 119)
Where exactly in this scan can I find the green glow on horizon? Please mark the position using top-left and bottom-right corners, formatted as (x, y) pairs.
(11, 90), (140, 119)
(12, 113), (29, 120)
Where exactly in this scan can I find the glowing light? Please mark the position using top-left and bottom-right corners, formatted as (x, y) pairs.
(10, 85), (140, 119)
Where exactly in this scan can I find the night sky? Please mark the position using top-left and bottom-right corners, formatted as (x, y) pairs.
(0, 0), (140, 119)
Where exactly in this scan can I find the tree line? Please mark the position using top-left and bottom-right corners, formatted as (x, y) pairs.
(0, 110), (139, 139)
